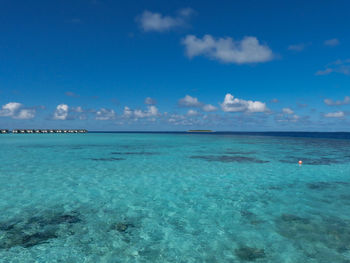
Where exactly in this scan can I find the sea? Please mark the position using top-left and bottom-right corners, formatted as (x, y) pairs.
(0, 132), (349, 262)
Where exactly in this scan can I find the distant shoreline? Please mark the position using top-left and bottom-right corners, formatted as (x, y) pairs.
(1, 130), (350, 140)
(187, 130), (214, 132)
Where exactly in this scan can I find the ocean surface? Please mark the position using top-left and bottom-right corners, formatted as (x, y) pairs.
(0, 132), (350, 262)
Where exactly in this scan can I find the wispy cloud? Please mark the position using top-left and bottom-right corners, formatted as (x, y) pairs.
(123, 105), (159, 119)
(182, 35), (273, 64)
(324, 111), (345, 118)
(316, 59), (350, 76)
(137, 8), (194, 32)
(324, 38), (340, 47)
(144, 97), (157, 105)
(282, 108), (294, 114)
(65, 91), (80, 98)
(95, 108), (116, 120)
(324, 96), (350, 106)
(288, 43), (310, 52)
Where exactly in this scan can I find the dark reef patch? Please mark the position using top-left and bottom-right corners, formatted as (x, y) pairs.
(89, 157), (126, 161)
(268, 185), (284, 190)
(225, 151), (256, 155)
(281, 214), (310, 224)
(190, 155), (269, 163)
(240, 210), (264, 225)
(0, 210), (82, 249)
(307, 181), (350, 190)
(275, 213), (350, 253)
(111, 151), (158, 156)
(21, 231), (58, 248)
(235, 246), (266, 261)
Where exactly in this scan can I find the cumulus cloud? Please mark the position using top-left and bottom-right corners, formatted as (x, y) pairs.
(202, 104), (217, 112)
(324, 96), (350, 106)
(0, 102), (36, 119)
(123, 105), (159, 119)
(324, 38), (340, 46)
(96, 108), (116, 120)
(220, 93), (268, 113)
(316, 59), (350, 76)
(138, 8), (193, 32)
(187, 109), (199, 116)
(178, 95), (217, 112)
(178, 95), (201, 107)
(282, 108), (294, 114)
(14, 109), (36, 119)
(182, 35), (273, 64)
(53, 104), (69, 120)
(324, 111), (345, 118)
(145, 97), (157, 105)
(0, 102), (22, 117)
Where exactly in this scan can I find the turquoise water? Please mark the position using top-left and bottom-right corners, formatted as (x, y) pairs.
(0, 133), (350, 262)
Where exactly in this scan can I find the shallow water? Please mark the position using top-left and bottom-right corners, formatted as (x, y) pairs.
(0, 133), (350, 262)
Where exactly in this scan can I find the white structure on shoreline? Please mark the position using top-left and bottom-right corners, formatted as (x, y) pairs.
(0, 129), (88, 134)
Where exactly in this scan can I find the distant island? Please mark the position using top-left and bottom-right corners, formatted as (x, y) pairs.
(187, 130), (214, 132)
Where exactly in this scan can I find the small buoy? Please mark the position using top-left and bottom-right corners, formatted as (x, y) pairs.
(298, 160), (303, 165)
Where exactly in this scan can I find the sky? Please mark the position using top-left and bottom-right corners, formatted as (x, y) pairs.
(0, 0), (350, 131)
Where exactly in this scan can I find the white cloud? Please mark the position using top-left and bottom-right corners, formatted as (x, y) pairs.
(53, 104), (69, 120)
(324, 111), (345, 118)
(324, 38), (339, 46)
(96, 108), (116, 120)
(0, 102), (36, 119)
(138, 8), (193, 32)
(123, 106), (133, 118)
(178, 95), (218, 112)
(14, 109), (36, 119)
(123, 105), (159, 118)
(202, 104), (217, 112)
(324, 96), (350, 106)
(182, 35), (273, 64)
(282, 108), (294, 114)
(178, 95), (201, 107)
(220, 93), (268, 113)
(0, 102), (22, 117)
(145, 97), (157, 105)
(187, 109), (198, 116)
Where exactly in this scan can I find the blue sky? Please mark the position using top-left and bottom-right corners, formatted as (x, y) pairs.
(0, 0), (350, 131)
